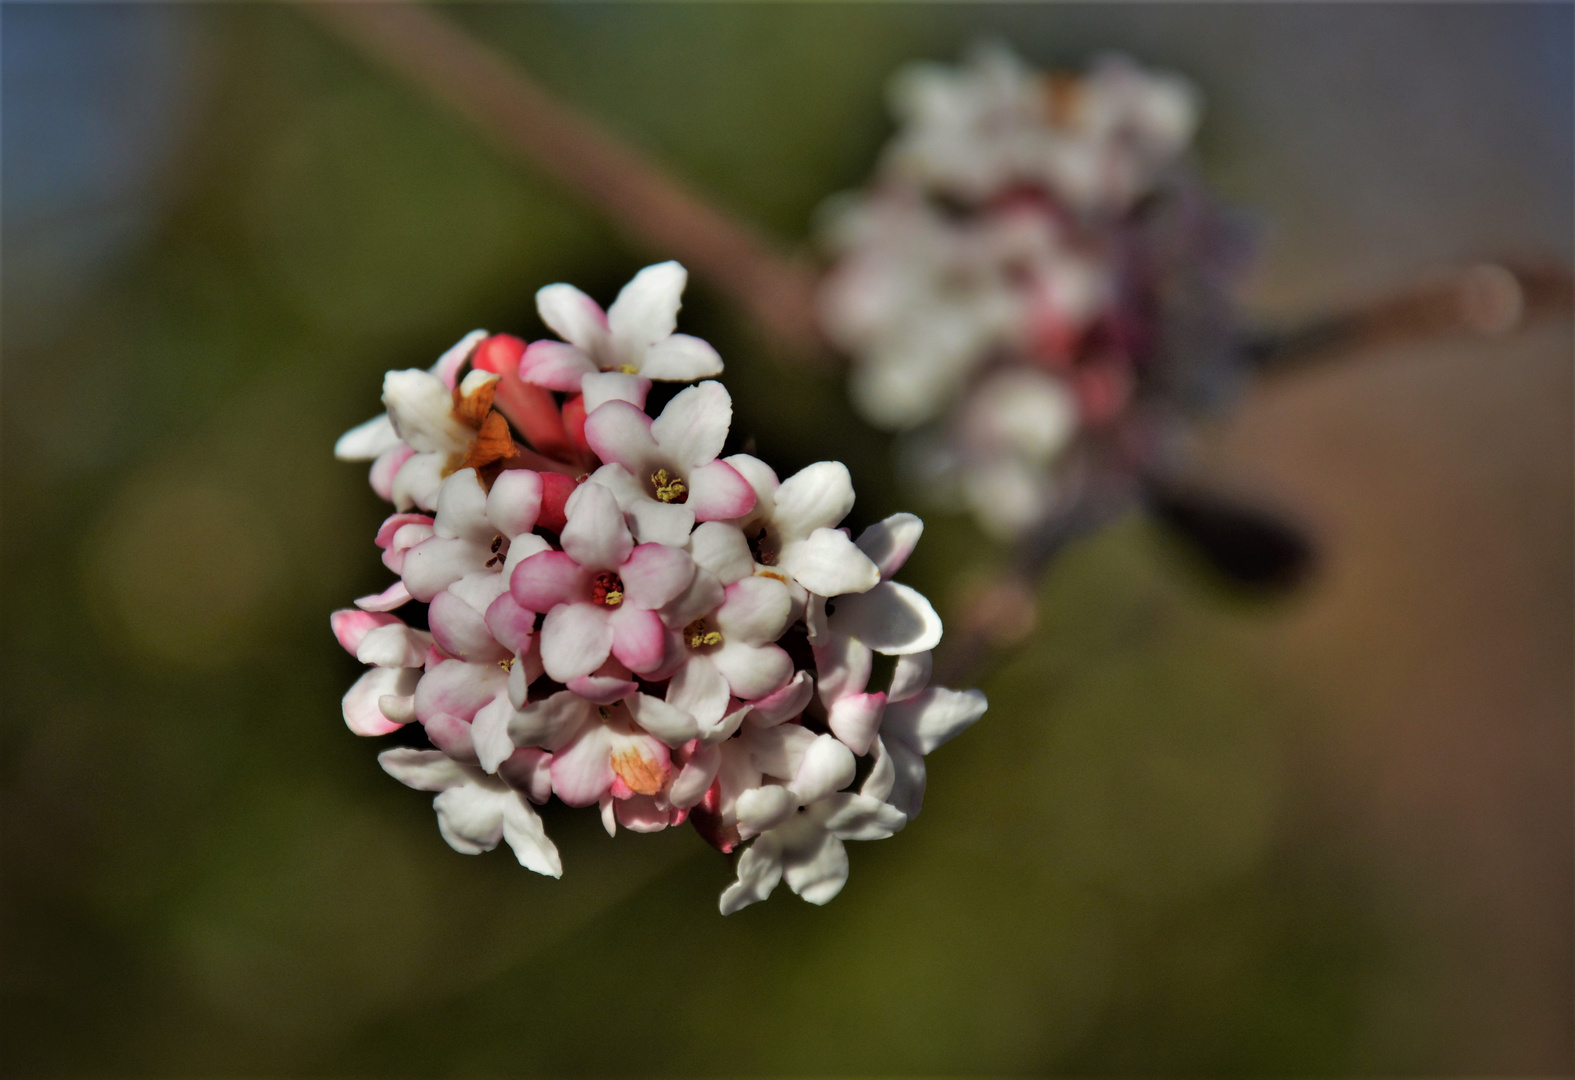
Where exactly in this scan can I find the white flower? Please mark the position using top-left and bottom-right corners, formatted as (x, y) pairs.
(518, 261), (723, 391)
(379, 748), (561, 877)
(725, 455), (881, 599)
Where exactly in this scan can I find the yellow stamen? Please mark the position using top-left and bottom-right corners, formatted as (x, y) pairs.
(498, 657), (515, 672)
(617, 364), (640, 375)
(684, 619), (722, 649)
(651, 468), (688, 504)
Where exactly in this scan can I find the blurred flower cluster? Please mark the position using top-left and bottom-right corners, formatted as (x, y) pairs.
(819, 45), (1248, 539)
(333, 263), (987, 913)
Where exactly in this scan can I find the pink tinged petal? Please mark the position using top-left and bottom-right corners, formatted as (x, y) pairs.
(884, 687), (989, 754)
(470, 693), (518, 773)
(666, 654), (730, 728)
(414, 660), (507, 723)
(357, 623), (431, 668)
(638, 333), (722, 381)
(344, 667), (420, 735)
(745, 670), (814, 727)
(714, 576), (793, 646)
(827, 692), (887, 756)
(685, 460), (756, 521)
(561, 482), (635, 570)
(608, 605), (667, 675)
(581, 371), (651, 412)
(483, 592), (536, 656)
(379, 747), (467, 791)
(723, 453), (780, 514)
(670, 743), (720, 809)
(583, 400), (661, 474)
(540, 602), (614, 683)
(650, 381), (732, 468)
(376, 511), (435, 550)
(830, 581), (942, 655)
(501, 795), (562, 877)
(383, 369), (473, 454)
(429, 591), (510, 663)
(860, 737), (895, 802)
(781, 832), (850, 906)
(536, 282), (609, 351)
(518, 339), (597, 391)
(712, 641), (793, 702)
(431, 783), (505, 854)
(508, 689), (594, 751)
(510, 550), (589, 612)
(369, 444), (415, 502)
(336, 412), (402, 461)
(331, 609), (400, 655)
(606, 260), (686, 346)
(625, 692), (700, 747)
(501, 532), (552, 580)
(549, 724), (617, 806)
(889, 650), (932, 703)
(434, 469), (493, 542)
(619, 543), (695, 609)
(813, 631), (873, 707)
(430, 329), (488, 387)
(424, 713), (480, 766)
(660, 567), (725, 629)
(855, 512), (925, 581)
(498, 747), (553, 804)
(355, 580), (413, 612)
(736, 784), (797, 837)
(781, 528), (881, 597)
(391, 451), (446, 512)
(615, 795), (672, 833)
(644, 624), (689, 683)
(566, 658), (639, 705)
(791, 733), (858, 803)
(719, 835), (784, 914)
(773, 461), (857, 535)
(402, 537), (489, 602)
(689, 522), (754, 584)
(486, 469), (543, 537)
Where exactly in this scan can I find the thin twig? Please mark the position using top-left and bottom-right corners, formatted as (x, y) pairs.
(299, 1), (827, 360)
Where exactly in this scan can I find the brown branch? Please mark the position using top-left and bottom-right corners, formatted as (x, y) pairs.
(1249, 259), (1574, 375)
(299, 1), (827, 360)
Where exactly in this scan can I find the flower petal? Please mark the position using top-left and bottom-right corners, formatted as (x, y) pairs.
(483, 592), (536, 655)
(378, 747), (466, 791)
(391, 451), (446, 511)
(539, 602), (614, 683)
(432, 783), (505, 854)
(819, 791), (907, 840)
(626, 691), (700, 747)
(429, 590), (510, 663)
(723, 453), (780, 515)
(414, 659), (507, 723)
(355, 580), (413, 612)
(650, 380), (731, 469)
(501, 795), (562, 876)
(781, 832), (849, 905)
(827, 692), (886, 756)
(430, 329), (488, 388)
(889, 650), (932, 703)
(423, 713), (480, 766)
(615, 795), (672, 833)
(670, 743), (721, 809)
(497, 746), (553, 804)
(369, 444), (415, 503)
(860, 737), (895, 802)
(791, 733), (857, 804)
(781, 528), (881, 597)
(357, 622), (432, 668)
(772, 461), (856, 535)
(402, 536), (489, 603)
(549, 724), (617, 806)
(666, 654), (730, 728)
(565, 658), (638, 705)
(619, 543), (695, 610)
(383, 369), (473, 454)
(638, 333), (723, 381)
(812, 629), (873, 707)
(714, 576), (793, 646)
(536, 282), (608, 351)
(508, 689), (594, 751)
(882, 687), (989, 754)
(606, 260), (685, 346)
(470, 692), (518, 774)
(561, 481), (635, 570)
(736, 784), (797, 837)
(486, 469), (543, 537)
(627, 498), (694, 547)
(330, 609), (400, 656)
(335, 413), (401, 461)
(719, 834), (784, 914)
(854, 512), (924, 581)
(744, 670), (814, 726)
(518, 340), (596, 391)
(830, 581), (942, 655)
(344, 667), (420, 735)
(434, 469), (494, 542)
(659, 567), (725, 629)
(712, 641), (793, 703)
(608, 605), (667, 674)
(689, 522), (754, 584)
(583, 400), (660, 474)
(686, 460), (757, 521)
(581, 371), (651, 412)
(510, 550), (589, 613)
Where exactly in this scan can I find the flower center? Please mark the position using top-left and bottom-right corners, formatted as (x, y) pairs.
(684, 619), (722, 650)
(748, 526), (779, 566)
(591, 571), (625, 607)
(617, 363), (639, 375)
(485, 534), (509, 569)
(651, 468), (688, 504)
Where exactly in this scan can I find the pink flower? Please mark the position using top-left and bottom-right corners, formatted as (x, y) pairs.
(330, 608), (430, 736)
(509, 482), (694, 683)
(517, 262), (723, 394)
(581, 380), (757, 546)
(504, 691), (687, 808)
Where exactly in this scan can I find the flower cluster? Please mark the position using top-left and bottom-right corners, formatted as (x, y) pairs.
(818, 45), (1245, 538)
(333, 262), (987, 912)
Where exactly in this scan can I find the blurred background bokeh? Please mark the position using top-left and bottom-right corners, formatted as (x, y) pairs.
(3, 3), (1570, 1073)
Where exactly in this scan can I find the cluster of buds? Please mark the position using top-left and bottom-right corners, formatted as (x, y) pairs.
(333, 262), (987, 912)
(818, 44), (1246, 539)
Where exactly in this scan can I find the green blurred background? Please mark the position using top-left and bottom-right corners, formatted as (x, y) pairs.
(3, 3), (1570, 1074)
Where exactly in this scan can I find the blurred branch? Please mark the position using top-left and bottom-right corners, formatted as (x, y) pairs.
(1246, 259), (1574, 375)
(299, 1), (828, 360)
